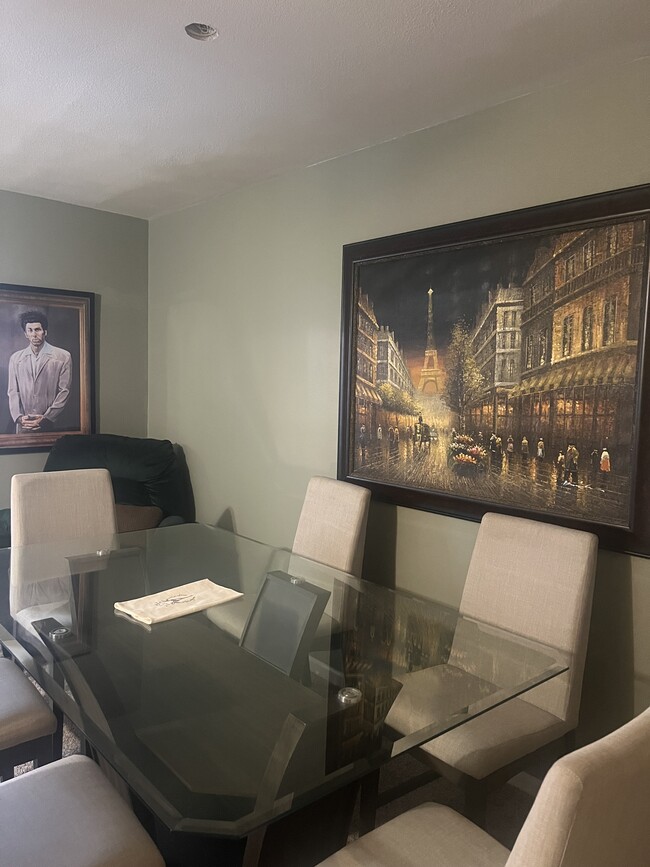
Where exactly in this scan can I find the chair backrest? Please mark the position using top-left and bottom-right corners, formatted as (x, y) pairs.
(507, 707), (650, 867)
(240, 570), (330, 681)
(11, 468), (117, 546)
(456, 512), (597, 723)
(291, 477), (371, 578)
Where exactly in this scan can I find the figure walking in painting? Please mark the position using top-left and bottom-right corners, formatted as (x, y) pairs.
(506, 435), (514, 461)
(493, 435), (503, 470)
(600, 447), (611, 490)
(536, 437), (545, 460)
(565, 442), (580, 485)
(521, 435), (529, 460)
(556, 450), (565, 487)
(414, 416), (423, 452)
(358, 423), (367, 463)
(489, 432), (497, 462)
(388, 425), (398, 463)
(388, 426), (399, 455)
(414, 415), (431, 453)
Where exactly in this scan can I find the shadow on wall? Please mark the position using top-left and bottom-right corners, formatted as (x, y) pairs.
(214, 507), (238, 534)
(362, 500), (398, 589)
(578, 548), (635, 745)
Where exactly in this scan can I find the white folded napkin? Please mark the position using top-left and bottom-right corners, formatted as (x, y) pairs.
(114, 579), (243, 625)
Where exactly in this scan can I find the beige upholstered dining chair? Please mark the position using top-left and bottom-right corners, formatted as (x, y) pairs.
(290, 476), (371, 578)
(382, 512), (598, 826)
(10, 468), (118, 641)
(0, 754), (164, 866)
(11, 468), (117, 546)
(5, 468), (118, 777)
(0, 657), (58, 781)
(318, 706), (650, 867)
(209, 476), (371, 640)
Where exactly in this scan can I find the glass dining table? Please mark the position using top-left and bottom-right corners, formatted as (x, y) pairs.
(0, 522), (568, 865)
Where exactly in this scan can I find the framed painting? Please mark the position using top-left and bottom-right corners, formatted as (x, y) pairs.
(0, 283), (95, 452)
(338, 184), (650, 555)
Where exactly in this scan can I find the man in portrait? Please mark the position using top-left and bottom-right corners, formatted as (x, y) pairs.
(7, 310), (72, 433)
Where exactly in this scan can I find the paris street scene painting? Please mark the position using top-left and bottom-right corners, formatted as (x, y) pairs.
(345, 217), (649, 530)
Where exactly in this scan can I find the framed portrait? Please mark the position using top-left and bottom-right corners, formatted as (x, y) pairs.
(0, 283), (95, 452)
(338, 184), (650, 555)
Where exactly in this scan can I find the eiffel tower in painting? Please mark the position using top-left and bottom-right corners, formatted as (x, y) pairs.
(418, 287), (443, 394)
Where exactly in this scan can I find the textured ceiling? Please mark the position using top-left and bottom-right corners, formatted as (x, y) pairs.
(2, 0), (648, 219)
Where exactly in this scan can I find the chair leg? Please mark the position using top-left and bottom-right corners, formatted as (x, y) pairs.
(52, 704), (64, 761)
(464, 780), (489, 828)
(564, 730), (576, 753)
(243, 828), (266, 867)
(33, 736), (54, 770)
(358, 769), (380, 835)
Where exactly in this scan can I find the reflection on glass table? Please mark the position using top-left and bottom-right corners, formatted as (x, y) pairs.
(0, 522), (568, 844)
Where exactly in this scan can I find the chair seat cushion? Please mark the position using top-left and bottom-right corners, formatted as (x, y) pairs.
(0, 755), (164, 867)
(317, 802), (509, 867)
(419, 694), (571, 780)
(115, 504), (163, 533)
(206, 594), (336, 644)
(386, 664), (498, 737)
(205, 595), (254, 638)
(0, 659), (57, 750)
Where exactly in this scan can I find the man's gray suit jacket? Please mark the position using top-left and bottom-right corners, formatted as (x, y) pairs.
(7, 342), (72, 429)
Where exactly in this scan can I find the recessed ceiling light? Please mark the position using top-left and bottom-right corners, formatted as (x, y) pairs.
(185, 23), (219, 42)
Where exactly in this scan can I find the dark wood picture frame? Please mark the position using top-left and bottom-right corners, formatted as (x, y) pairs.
(0, 283), (95, 452)
(338, 185), (650, 556)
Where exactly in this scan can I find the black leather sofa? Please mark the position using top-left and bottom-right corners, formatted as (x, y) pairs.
(0, 433), (195, 546)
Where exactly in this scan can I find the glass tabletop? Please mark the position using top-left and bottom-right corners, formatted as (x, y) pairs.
(0, 523), (568, 836)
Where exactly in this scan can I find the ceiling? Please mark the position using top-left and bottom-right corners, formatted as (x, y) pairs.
(2, 1), (648, 220)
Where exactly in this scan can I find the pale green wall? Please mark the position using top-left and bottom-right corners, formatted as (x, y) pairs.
(0, 190), (149, 506)
(149, 58), (650, 740)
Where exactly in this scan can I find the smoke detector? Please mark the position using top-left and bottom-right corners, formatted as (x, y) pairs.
(185, 23), (219, 42)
